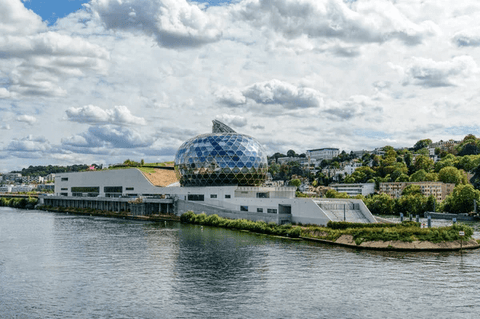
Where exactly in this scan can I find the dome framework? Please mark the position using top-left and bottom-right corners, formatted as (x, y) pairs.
(174, 122), (268, 187)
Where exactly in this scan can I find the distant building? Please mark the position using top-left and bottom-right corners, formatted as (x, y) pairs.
(0, 185), (12, 193)
(22, 176), (44, 184)
(430, 140), (460, 150)
(44, 174), (55, 182)
(306, 148), (340, 161)
(379, 182), (455, 201)
(2, 173), (22, 182)
(330, 183), (375, 197)
(277, 157), (309, 165)
(344, 162), (362, 175)
(352, 150), (368, 158)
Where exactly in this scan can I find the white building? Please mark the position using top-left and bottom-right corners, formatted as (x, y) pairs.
(306, 148), (340, 161)
(52, 168), (377, 225)
(0, 185), (12, 193)
(329, 183), (375, 197)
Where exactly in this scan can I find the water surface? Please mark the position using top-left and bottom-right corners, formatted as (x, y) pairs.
(1, 207), (480, 318)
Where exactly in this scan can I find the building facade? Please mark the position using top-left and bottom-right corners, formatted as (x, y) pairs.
(379, 182), (455, 201)
(306, 148), (340, 161)
(330, 183), (375, 197)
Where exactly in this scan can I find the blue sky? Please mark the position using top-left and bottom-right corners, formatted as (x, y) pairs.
(23, 0), (233, 25)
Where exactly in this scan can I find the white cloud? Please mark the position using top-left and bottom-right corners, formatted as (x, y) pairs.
(0, 0), (45, 36)
(242, 79), (324, 109)
(6, 135), (51, 152)
(232, 0), (437, 46)
(453, 27), (480, 47)
(215, 88), (247, 107)
(66, 105), (147, 125)
(89, 0), (222, 48)
(16, 115), (37, 125)
(215, 114), (248, 128)
(62, 125), (156, 150)
(400, 56), (478, 87)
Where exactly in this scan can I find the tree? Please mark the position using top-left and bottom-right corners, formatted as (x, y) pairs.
(325, 189), (350, 199)
(413, 139), (432, 151)
(409, 169), (427, 182)
(438, 166), (465, 185)
(402, 185), (422, 196)
(413, 155), (434, 173)
(443, 184), (480, 214)
(289, 178), (301, 188)
(396, 194), (427, 216)
(363, 194), (395, 215)
(287, 150), (297, 157)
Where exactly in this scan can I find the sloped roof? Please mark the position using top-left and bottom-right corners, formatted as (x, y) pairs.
(142, 168), (178, 187)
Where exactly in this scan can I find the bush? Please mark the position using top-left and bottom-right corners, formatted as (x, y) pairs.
(180, 212), (302, 238)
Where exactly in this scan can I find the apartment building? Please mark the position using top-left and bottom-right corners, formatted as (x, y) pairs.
(379, 182), (455, 201)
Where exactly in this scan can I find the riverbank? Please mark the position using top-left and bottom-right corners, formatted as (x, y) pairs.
(181, 212), (480, 251)
(0, 196), (38, 209)
(37, 205), (180, 222)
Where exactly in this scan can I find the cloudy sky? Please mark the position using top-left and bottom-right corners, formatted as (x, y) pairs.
(1, 0), (480, 172)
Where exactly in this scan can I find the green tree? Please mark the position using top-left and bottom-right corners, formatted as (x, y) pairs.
(363, 194), (395, 215)
(443, 184), (480, 214)
(289, 178), (301, 188)
(396, 194), (427, 216)
(325, 189), (350, 199)
(402, 185), (422, 196)
(287, 150), (297, 157)
(413, 139), (432, 151)
(409, 169), (427, 182)
(438, 166), (465, 185)
(413, 155), (434, 173)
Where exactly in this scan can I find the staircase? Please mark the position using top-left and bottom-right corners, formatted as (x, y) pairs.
(316, 202), (372, 223)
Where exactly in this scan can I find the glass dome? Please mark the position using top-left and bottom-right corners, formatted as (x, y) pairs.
(174, 131), (268, 187)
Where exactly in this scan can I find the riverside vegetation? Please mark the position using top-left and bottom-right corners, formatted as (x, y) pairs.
(181, 211), (475, 246)
(0, 196), (38, 209)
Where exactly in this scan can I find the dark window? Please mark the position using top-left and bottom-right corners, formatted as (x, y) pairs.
(188, 194), (205, 201)
(257, 208), (263, 213)
(256, 192), (269, 198)
(60, 193), (68, 196)
(104, 186), (122, 193)
(267, 208), (277, 214)
(210, 194), (217, 198)
(61, 177), (68, 181)
(240, 206), (248, 212)
(126, 187), (134, 191)
(61, 188), (68, 191)
(225, 194), (231, 199)
(71, 187), (99, 193)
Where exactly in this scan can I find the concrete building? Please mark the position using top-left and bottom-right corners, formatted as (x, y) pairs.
(22, 176), (44, 184)
(48, 121), (377, 225)
(306, 148), (340, 161)
(2, 173), (22, 183)
(0, 185), (13, 193)
(379, 182), (455, 201)
(330, 183), (375, 197)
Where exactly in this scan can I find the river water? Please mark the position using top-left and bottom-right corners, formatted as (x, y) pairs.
(1, 207), (480, 318)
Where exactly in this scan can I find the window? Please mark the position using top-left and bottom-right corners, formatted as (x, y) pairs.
(60, 193), (68, 196)
(256, 192), (269, 198)
(126, 187), (134, 191)
(188, 194), (205, 201)
(267, 208), (277, 214)
(225, 194), (231, 199)
(71, 187), (99, 193)
(61, 188), (68, 191)
(240, 206), (248, 212)
(104, 186), (122, 193)
(61, 177), (68, 181)
(210, 194), (217, 198)
(257, 208), (263, 213)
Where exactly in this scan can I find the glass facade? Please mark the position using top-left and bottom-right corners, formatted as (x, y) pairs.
(174, 132), (268, 187)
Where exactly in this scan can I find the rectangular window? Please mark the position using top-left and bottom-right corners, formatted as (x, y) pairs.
(71, 187), (99, 193)
(126, 187), (134, 191)
(61, 188), (68, 191)
(104, 186), (122, 193)
(257, 208), (264, 213)
(187, 194), (205, 201)
(240, 206), (248, 212)
(225, 194), (231, 199)
(267, 208), (277, 214)
(61, 177), (68, 181)
(210, 194), (217, 198)
(256, 192), (269, 198)
(60, 193), (68, 196)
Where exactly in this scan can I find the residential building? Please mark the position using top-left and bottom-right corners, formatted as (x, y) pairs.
(44, 174), (55, 182)
(22, 176), (44, 184)
(306, 148), (340, 161)
(2, 173), (22, 182)
(330, 183), (375, 197)
(0, 185), (12, 192)
(379, 182), (455, 201)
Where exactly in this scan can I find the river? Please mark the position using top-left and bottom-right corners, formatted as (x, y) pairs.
(1, 207), (480, 318)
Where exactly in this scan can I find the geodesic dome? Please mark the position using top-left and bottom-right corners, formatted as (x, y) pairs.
(174, 122), (268, 187)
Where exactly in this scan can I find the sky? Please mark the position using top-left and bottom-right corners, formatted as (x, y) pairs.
(1, 0), (480, 172)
